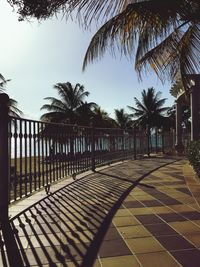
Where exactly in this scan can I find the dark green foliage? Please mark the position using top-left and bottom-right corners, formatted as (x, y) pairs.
(187, 141), (200, 178)
(128, 87), (169, 129)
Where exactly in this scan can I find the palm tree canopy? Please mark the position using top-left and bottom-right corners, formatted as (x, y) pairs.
(92, 106), (116, 128)
(76, 101), (98, 125)
(0, 75), (22, 117)
(10, 0), (200, 83)
(128, 87), (169, 128)
(170, 78), (185, 98)
(114, 108), (132, 129)
(40, 82), (92, 124)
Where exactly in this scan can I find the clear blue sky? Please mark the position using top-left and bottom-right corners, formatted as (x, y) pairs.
(0, 1), (174, 120)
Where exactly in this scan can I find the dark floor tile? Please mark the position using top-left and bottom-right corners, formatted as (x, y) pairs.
(171, 249), (200, 267)
(103, 227), (122, 241)
(162, 181), (185, 185)
(160, 198), (181, 205)
(141, 200), (163, 207)
(177, 188), (192, 196)
(135, 214), (163, 225)
(61, 242), (89, 262)
(156, 235), (195, 251)
(145, 223), (177, 236)
(99, 239), (132, 258)
(159, 213), (187, 222)
(180, 211), (200, 220)
(123, 201), (144, 208)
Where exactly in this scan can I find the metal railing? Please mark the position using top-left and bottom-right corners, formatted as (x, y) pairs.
(8, 119), (138, 202)
(0, 94), (175, 221)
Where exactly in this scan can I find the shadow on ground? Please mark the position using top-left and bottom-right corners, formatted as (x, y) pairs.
(0, 158), (176, 267)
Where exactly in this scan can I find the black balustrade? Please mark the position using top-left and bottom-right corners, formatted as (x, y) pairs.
(0, 94), (176, 214)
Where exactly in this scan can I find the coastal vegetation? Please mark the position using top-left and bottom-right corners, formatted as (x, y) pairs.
(0, 74), (22, 117)
(187, 141), (200, 178)
(40, 82), (95, 124)
(40, 83), (170, 131)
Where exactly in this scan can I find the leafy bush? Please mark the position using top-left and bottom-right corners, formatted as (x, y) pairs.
(187, 141), (200, 178)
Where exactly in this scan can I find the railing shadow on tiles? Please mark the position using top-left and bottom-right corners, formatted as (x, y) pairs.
(0, 94), (175, 220)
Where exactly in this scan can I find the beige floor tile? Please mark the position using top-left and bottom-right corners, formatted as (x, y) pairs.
(101, 255), (140, 267)
(176, 197), (195, 204)
(190, 220), (200, 226)
(117, 225), (151, 239)
(188, 185), (200, 193)
(151, 206), (173, 214)
(136, 251), (180, 267)
(61, 230), (92, 244)
(115, 209), (131, 217)
(184, 232), (200, 247)
(169, 221), (200, 234)
(60, 260), (101, 267)
(129, 207), (153, 215)
(169, 205), (195, 212)
(124, 196), (136, 201)
(126, 236), (165, 253)
(195, 197), (200, 205)
(113, 216), (140, 227)
(189, 203), (200, 211)
(93, 260), (102, 267)
(29, 233), (61, 247)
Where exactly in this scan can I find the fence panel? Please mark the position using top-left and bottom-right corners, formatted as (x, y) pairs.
(8, 116), (176, 203)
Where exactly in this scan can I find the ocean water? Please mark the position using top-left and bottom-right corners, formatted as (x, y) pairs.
(9, 133), (169, 159)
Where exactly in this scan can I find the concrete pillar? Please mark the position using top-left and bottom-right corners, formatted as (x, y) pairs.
(190, 76), (200, 141)
(175, 98), (183, 153)
(0, 93), (9, 221)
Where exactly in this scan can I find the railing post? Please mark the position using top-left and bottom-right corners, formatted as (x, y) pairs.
(0, 93), (9, 222)
(155, 127), (158, 153)
(90, 120), (95, 172)
(133, 127), (136, 160)
(162, 127), (165, 154)
(147, 124), (150, 157)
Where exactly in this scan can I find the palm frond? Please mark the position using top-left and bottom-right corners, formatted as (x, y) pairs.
(180, 24), (200, 80)
(136, 27), (186, 81)
(82, 0), (181, 70)
(10, 0), (135, 22)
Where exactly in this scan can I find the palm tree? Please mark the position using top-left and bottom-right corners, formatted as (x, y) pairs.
(114, 108), (132, 130)
(92, 106), (116, 128)
(128, 87), (169, 129)
(128, 88), (169, 155)
(170, 79), (185, 98)
(40, 82), (91, 124)
(76, 101), (97, 126)
(0, 75), (22, 117)
(13, 1), (200, 84)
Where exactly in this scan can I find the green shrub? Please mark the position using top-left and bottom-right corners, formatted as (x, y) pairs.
(187, 141), (200, 178)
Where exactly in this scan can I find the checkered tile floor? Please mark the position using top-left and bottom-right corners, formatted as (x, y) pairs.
(1, 157), (200, 267)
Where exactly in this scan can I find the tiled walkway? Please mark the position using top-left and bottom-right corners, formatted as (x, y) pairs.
(1, 157), (200, 267)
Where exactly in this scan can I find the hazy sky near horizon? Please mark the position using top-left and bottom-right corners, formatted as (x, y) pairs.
(0, 1), (174, 120)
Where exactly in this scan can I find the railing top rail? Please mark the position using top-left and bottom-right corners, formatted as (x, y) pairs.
(9, 116), (91, 129)
(9, 115), (135, 133)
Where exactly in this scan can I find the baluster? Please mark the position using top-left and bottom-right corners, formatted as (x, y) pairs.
(14, 118), (18, 200)
(24, 120), (28, 195)
(41, 122), (45, 187)
(37, 121), (41, 188)
(29, 121), (32, 193)
(19, 119), (23, 198)
(33, 121), (37, 190)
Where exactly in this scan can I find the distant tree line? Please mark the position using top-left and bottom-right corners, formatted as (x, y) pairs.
(40, 81), (175, 132)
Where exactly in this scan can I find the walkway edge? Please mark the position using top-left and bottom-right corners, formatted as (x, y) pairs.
(183, 161), (200, 208)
